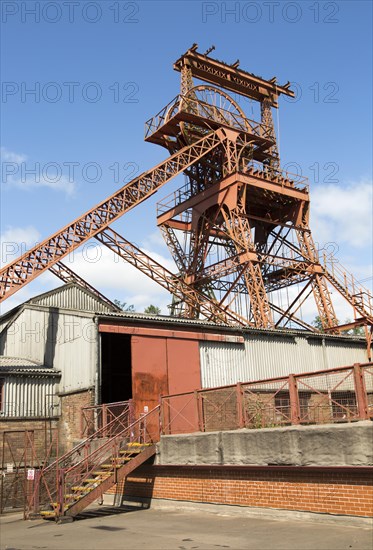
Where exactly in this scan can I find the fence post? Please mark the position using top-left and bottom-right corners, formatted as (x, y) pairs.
(33, 469), (40, 515)
(80, 409), (84, 439)
(195, 391), (204, 432)
(353, 363), (369, 419)
(102, 404), (107, 437)
(236, 383), (245, 428)
(57, 469), (65, 518)
(288, 374), (300, 425)
(159, 397), (165, 436)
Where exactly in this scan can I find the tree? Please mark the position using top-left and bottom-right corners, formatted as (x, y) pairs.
(341, 319), (365, 336)
(114, 300), (135, 312)
(312, 315), (324, 332)
(144, 305), (161, 315)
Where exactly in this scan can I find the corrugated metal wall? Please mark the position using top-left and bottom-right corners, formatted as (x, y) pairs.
(0, 308), (97, 393)
(200, 333), (368, 388)
(1, 376), (59, 417)
(29, 284), (114, 314)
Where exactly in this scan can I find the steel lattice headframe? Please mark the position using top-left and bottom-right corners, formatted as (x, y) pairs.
(1, 45), (372, 356)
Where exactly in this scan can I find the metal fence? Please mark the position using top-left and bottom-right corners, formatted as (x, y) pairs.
(160, 362), (373, 435)
(80, 400), (134, 438)
(27, 406), (160, 520)
(0, 428), (59, 515)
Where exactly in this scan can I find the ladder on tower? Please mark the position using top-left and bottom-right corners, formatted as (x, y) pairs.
(27, 406), (160, 521)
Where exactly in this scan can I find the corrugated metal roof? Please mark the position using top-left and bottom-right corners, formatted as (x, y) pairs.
(0, 356), (60, 376)
(98, 311), (366, 344)
(26, 283), (117, 314)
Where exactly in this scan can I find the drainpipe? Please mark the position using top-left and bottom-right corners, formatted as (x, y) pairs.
(94, 317), (101, 406)
(322, 337), (330, 370)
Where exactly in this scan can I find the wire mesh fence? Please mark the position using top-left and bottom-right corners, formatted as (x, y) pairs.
(160, 362), (373, 435)
(80, 400), (134, 438)
(0, 427), (58, 514)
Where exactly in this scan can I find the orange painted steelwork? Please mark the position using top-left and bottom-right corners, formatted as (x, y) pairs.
(0, 45), (371, 352)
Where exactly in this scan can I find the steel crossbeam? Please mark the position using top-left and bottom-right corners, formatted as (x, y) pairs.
(0, 129), (227, 302)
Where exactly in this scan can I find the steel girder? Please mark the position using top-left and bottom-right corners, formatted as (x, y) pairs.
(0, 129), (228, 302)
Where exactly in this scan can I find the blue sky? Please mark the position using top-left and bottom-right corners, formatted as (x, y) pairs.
(1, 0), (372, 318)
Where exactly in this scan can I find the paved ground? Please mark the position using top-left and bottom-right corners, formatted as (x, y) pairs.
(0, 506), (372, 550)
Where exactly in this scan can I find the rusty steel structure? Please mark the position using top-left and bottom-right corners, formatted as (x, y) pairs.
(0, 45), (372, 348)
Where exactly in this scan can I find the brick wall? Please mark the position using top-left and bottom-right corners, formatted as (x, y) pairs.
(58, 389), (94, 451)
(110, 464), (373, 518)
(0, 419), (59, 465)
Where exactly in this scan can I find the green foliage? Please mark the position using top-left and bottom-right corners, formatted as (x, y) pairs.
(144, 304), (161, 315)
(114, 299), (135, 312)
(341, 319), (365, 336)
(312, 315), (365, 336)
(312, 315), (324, 331)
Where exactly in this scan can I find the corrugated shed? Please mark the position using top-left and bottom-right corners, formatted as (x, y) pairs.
(0, 356), (43, 368)
(27, 283), (116, 313)
(0, 356), (59, 376)
(200, 334), (368, 388)
(0, 307), (96, 393)
(1, 374), (59, 417)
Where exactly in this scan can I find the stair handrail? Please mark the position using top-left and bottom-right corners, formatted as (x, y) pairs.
(30, 406), (160, 517)
(58, 406), (160, 513)
(42, 403), (135, 474)
(64, 406), (160, 474)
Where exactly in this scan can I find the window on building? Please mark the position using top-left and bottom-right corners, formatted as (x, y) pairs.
(331, 391), (357, 420)
(274, 392), (311, 422)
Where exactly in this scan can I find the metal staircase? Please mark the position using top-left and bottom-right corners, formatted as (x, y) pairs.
(322, 253), (373, 324)
(27, 406), (160, 521)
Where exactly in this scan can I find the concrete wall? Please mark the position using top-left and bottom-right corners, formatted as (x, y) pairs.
(156, 421), (373, 467)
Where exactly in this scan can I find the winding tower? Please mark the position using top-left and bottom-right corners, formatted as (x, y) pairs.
(0, 45), (372, 352)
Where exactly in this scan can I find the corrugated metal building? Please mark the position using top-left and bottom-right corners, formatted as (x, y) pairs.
(0, 282), (370, 446)
(0, 357), (60, 418)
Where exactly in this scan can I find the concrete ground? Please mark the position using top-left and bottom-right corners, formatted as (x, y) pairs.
(0, 506), (372, 550)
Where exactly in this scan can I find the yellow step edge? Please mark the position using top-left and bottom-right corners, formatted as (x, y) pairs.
(52, 503), (69, 510)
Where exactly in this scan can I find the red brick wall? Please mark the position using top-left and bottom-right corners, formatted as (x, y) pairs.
(111, 465), (373, 518)
(0, 419), (59, 465)
(58, 389), (94, 452)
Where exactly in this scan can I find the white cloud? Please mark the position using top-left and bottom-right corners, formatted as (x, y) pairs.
(63, 241), (176, 314)
(0, 225), (41, 267)
(141, 230), (168, 251)
(1, 147), (27, 163)
(311, 180), (373, 249)
(1, 147), (76, 195)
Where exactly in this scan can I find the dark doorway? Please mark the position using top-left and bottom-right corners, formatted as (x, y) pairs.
(100, 333), (132, 404)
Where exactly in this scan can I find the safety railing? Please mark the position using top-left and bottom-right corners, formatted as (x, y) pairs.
(160, 363), (373, 435)
(156, 161), (309, 217)
(145, 94), (270, 141)
(28, 405), (160, 518)
(243, 159), (309, 192)
(80, 400), (134, 439)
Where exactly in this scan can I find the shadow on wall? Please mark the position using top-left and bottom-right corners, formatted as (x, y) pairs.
(43, 308), (59, 367)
